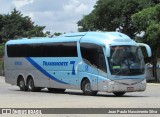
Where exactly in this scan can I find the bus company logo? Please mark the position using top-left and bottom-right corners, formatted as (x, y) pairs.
(43, 61), (68, 66)
(43, 61), (76, 75)
(15, 61), (22, 65)
(2, 109), (12, 114)
(85, 65), (89, 71)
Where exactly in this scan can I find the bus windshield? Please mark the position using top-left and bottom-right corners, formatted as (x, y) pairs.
(108, 45), (145, 76)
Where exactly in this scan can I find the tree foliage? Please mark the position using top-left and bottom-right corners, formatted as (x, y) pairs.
(78, 0), (150, 38)
(0, 9), (46, 43)
(132, 4), (160, 81)
(0, 44), (4, 59)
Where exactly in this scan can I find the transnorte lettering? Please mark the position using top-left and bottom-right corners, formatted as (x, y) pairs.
(43, 61), (68, 66)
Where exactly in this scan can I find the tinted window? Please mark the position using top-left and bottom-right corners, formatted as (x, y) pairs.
(80, 43), (107, 72)
(7, 42), (78, 57)
(109, 46), (145, 76)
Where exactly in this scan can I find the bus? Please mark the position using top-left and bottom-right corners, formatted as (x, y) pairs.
(4, 32), (151, 96)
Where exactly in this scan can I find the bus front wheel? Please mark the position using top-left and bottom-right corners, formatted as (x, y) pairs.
(113, 92), (126, 96)
(82, 79), (97, 96)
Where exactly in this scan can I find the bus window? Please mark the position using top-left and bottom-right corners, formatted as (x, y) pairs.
(7, 42), (78, 57)
(98, 52), (107, 73)
(80, 43), (107, 73)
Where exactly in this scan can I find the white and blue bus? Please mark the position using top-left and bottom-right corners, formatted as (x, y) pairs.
(4, 32), (151, 96)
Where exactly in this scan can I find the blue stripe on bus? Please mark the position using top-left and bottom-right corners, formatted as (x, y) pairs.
(26, 57), (69, 84)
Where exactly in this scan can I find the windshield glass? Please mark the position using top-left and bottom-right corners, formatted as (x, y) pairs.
(108, 45), (145, 76)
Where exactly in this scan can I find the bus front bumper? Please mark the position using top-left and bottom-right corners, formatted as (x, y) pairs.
(104, 79), (146, 93)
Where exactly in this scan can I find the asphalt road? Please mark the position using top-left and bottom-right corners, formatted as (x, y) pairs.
(0, 76), (160, 117)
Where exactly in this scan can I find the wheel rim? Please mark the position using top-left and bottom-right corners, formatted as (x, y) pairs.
(28, 80), (33, 90)
(19, 80), (24, 88)
(84, 83), (91, 93)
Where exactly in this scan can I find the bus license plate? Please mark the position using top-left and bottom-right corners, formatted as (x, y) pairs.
(127, 87), (134, 91)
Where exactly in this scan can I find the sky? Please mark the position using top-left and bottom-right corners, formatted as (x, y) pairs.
(0, 0), (98, 33)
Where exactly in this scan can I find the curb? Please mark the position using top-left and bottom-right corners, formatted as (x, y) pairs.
(147, 83), (160, 86)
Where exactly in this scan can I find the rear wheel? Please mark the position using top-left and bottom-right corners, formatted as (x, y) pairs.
(113, 92), (126, 96)
(18, 76), (27, 91)
(27, 77), (41, 92)
(82, 79), (97, 96)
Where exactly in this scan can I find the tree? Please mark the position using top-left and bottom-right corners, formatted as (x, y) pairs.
(53, 32), (62, 36)
(150, 0), (160, 4)
(0, 44), (4, 59)
(77, 0), (150, 38)
(44, 31), (62, 37)
(0, 9), (46, 43)
(132, 4), (160, 81)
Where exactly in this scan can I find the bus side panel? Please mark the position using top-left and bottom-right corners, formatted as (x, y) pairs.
(78, 72), (98, 91)
(4, 57), (50, 87)
(4, 57), (26, 86)
(49, 70), (79, 89)
(26, 57), (80, 89)
(5, 70), (17, 85)
(26, 70), (50, 88)
(97, 76), (110, 92)
(47, 58), (80, 89)
(48, 71), (72, 89)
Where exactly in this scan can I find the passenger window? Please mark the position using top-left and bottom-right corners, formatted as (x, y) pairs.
(7, 42), (78, 57)
(80, 43), (107, 73)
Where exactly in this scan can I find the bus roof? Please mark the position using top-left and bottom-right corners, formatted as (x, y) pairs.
(6, 32), (135, 45)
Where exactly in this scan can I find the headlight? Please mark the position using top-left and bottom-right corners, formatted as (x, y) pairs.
(141, 79), (146, 84)
(109, 81), (115, 85)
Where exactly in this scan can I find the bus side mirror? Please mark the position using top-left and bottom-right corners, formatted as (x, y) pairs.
(137, 43), (152, 57)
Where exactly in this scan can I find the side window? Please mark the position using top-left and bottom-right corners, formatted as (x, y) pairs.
(42, 42), (78, 57)
(98, 50), (107, 73)
(80, 43), (107, 73)
(7, 42), (78, 57)
(7, 44), (24, 57)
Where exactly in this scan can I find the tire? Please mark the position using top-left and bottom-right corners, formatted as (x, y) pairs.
(18, 77), (27, 91)
(48, 88), (66, 93)
(113, 92), (126, 96)
(82, 79), (97, 96)
(27, 77), (38, 92)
